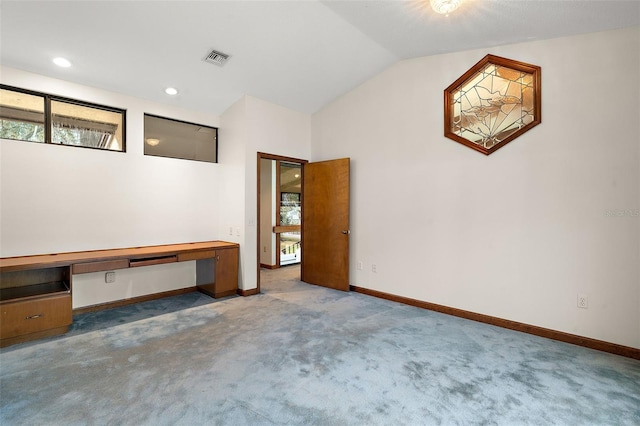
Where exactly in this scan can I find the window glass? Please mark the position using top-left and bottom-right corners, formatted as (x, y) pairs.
(144, 114), (217, 163)
(0, 85), (125, 152)
(51, 100), (124, 151)
(0, 89), (45, 143)
(280, 192), (301, 225)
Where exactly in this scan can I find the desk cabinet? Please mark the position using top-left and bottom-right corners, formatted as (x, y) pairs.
(195, 247), (239, 298)
(1, 294), (72, 340)
(0, 267), (72, 347)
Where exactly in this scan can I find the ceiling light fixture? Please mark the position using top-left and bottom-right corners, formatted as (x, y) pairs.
(430, 0), (462, 15)
(165, 87), (178, 95)
(146, 138), (160, 147)
(53, 57), (72, 68)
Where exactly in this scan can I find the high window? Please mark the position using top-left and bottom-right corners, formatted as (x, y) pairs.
(0, 85), (126, 152)
(144, 114), (217, 163)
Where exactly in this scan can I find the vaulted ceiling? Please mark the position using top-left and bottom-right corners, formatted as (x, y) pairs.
(1, 1), (638, 115)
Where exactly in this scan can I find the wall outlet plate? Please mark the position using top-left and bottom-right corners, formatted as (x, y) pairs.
(105, 271), (116, 283)
(577, 294), (588, 309)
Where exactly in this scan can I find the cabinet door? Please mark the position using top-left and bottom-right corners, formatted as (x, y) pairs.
(215, 248), (238, 297)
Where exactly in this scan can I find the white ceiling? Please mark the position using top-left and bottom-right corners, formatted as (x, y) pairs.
(1, 1), (638, 115)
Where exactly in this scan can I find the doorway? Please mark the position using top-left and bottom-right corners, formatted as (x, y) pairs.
(278, 162), (302, 266)
(256, 153), (351, 294)
(257, 153), (308, 293)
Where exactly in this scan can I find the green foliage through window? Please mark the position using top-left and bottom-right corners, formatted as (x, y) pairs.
(0, 120), (45, 143)
(0, 85), (125, 152)
(280, 192), (301, 225)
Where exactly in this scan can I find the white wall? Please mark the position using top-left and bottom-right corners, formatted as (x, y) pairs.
(259, 159), (276, 266)
(217, 96), (247, 290)
(1, 67), (222, 307)
(221, 95), (311, 290)
(245, 96), (311, 288)
(311, 27), (640, 349)
(72, 262), (195, 309)
(0, 66), (221, 255)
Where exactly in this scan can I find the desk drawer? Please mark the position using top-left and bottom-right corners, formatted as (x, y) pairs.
(1, 294), (72, 339)
(73, 259), (130, 274)
(129, 256), (177, 267)
(178, 250), (216, 262)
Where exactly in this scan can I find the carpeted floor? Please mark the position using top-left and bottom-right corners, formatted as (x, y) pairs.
(1, 265), (639, 425)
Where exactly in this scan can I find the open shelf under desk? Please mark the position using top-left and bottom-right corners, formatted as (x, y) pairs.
(0, 281), (70, 303)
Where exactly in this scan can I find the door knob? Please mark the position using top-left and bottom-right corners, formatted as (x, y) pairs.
(342, 230), (350, 235)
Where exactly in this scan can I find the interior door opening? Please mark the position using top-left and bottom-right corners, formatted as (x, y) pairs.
(256, 153), (350, 293)
(257, 153), (307, 293)
(279, 162), (302, 266)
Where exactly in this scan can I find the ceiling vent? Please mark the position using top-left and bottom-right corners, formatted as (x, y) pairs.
(204, 49), (230, 66)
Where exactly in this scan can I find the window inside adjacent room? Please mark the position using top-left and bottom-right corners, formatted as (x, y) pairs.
(144, 113), (217, 163)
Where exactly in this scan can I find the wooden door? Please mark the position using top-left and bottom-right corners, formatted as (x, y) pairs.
(301, 158), (350, 291)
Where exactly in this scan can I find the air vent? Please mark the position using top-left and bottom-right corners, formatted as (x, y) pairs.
(204, 49), (230, 66)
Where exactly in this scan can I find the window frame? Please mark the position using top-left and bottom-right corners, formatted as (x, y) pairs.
(143, 113), (218, 163)
(0, 84), (127, 153)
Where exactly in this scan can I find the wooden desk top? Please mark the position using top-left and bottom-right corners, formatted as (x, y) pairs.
(0, 241), (239, 272)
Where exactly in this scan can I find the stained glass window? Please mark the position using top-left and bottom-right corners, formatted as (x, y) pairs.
(444, 55), (541, 155)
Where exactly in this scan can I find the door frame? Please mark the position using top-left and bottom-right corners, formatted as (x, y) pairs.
(256, 152), (308, 293)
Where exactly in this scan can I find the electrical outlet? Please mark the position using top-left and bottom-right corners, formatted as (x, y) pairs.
(357, 261), (363, 271)
(263, 246), (267, 253)
(105, 271), (116, 283)
(236, 228), (240, 236)
(229, 227), (233, 236)
(577, 294), (588, 309)
(372, 264), (377, 273)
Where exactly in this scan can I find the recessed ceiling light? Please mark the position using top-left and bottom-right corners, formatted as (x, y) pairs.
(53, 57), (72, 68)
(165, 87), (178, 95)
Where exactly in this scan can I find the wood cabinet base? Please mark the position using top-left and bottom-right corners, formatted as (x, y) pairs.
(197, 286), (237, 299)
(0, 325), (70, 348)
(0, 293), (72, 347)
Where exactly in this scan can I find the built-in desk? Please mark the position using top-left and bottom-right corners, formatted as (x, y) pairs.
(0, 241), (239, 347)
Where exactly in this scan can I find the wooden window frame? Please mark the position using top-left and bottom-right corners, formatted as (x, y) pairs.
(443, 54), (541, 155)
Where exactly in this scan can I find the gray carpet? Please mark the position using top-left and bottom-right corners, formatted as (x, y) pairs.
(1, 265), (639, 425)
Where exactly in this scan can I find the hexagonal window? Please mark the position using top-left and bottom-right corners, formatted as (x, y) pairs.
(444, 54), (541, 155)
